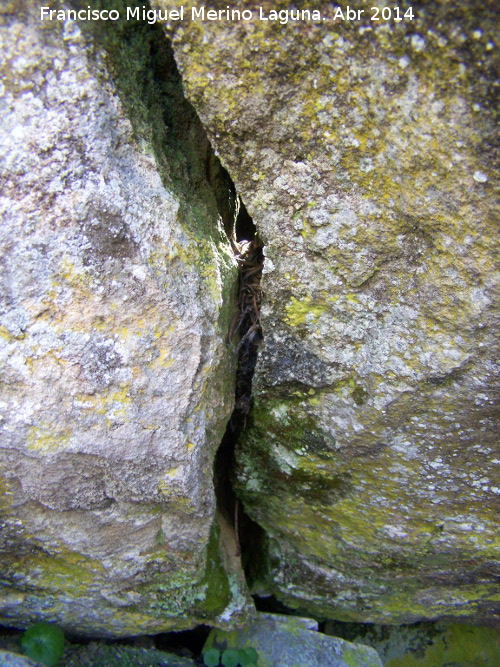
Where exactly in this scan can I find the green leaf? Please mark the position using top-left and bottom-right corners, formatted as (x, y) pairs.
(240, 647), (259, 665)
(221, 648), (240, 667)
(203, 647), (221, 667)
(21, 622), (65, 667)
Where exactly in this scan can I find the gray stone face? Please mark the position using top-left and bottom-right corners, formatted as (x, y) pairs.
(204, 613), (383, 667)
(0, 5), (244, 635)
(164, 0), (500, 624)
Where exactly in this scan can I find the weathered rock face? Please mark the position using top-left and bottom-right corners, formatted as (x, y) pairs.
(165, 1), (500, 623)
(0, 4), (246, 636)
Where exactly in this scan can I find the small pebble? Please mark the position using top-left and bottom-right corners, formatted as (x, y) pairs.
(411, 34), (426, 52)
(473, 170), (488, 183)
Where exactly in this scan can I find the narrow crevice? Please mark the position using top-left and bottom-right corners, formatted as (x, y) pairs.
(213, 214), (265, 554)
(218, 211), (271, 592)
(234, 198), (256, 243)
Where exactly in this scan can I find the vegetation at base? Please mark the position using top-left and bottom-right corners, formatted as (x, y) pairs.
(21, 622), (65, 667)
(203, 645), (259, 667)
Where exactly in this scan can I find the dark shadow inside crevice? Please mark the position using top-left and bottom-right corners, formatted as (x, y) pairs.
(213, 231), (264, 554)
(237, 510), (271, 594)
(234, 198), (256, 243)
(153, 625), (211, 660)
(252, 594), (303, 617)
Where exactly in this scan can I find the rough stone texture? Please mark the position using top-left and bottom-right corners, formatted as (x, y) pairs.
(0, 650), (42, 667)
(323, 620), (500, 666)
(204, 612), (383, 667)
(164, 0), (500, 623)
(0, 3), (247, 636)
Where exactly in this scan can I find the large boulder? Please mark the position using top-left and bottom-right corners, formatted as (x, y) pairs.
(164, 0), (500, 623)
(0, 3), (247, 636)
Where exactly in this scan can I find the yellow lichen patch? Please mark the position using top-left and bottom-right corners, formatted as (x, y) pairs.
(26, 424), (72, 452)
(284, 296), (327, 327)
(0, 325), (14, 341)
(59, 257), (92, 290)
(158, 468), (182, 494)
(156, 485), (199, 515)
(73, 383), (132, 417)
(104, 385), (132, 409)
(14, 549), (104, 596)
(149, 347), (173, 369)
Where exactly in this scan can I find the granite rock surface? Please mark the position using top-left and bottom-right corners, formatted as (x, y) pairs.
(0, 2), (246, 636)
(163, 0), (500, 623)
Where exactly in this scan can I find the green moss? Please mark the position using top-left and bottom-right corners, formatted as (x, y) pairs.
(198, 521), (232, 615)
(134, 519), (231, 621)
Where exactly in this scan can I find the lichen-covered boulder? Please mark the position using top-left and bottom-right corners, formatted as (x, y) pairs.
(164, 1), (500, 623)
(0, 3), (247, 636)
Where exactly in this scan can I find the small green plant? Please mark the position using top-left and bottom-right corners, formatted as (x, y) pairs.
(203, 645), (258, 667)
(240, 648), (259, 665)
(203, 647), (222, 667)
(21, 621), (65, 667)
(221, 649), (240, 667)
